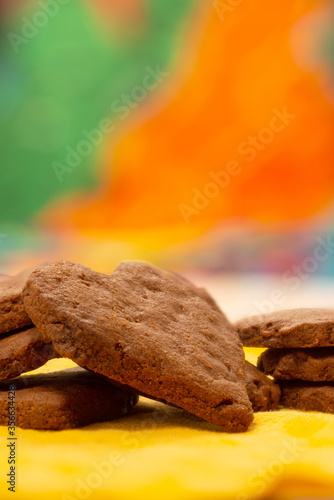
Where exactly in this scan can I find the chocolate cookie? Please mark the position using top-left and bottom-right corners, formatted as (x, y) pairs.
(0, 367), (138, 429)
(258, 347), (334, 381)
(244, 361), (280, 412)
(23, 260), (253, 432)
(235, 308), (334, 348)
(278, 380), (334, 414)
(0, 326), (59, 381)
(0, 271), (32, 334)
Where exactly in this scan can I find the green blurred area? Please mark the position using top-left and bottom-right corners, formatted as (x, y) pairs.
(0, 0), (198, 224)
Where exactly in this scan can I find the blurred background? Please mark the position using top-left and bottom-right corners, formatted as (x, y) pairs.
(0, 0), (334, 318)
(1, 4), (334, 498)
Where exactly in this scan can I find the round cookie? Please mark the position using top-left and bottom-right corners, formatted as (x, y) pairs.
(258, 347), (334, 381)
(235, 308), (334, 348)
(23, 260), (253, 433)
(0, 271), (32, 334)
(0, 327), (59, 381)
(278, 380), (334, 414)
(0, 367), (138, 429)
(244, 360), (280, 412)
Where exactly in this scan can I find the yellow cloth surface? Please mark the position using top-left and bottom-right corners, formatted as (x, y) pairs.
(1, 350), (334, 499)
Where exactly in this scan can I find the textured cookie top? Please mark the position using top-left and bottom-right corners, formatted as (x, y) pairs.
(0, 326), (58, 381)
(0, 271), (32, 334)
(0, 367), (138, 429)
(235, 308), (334, 348)
(23, 260), (253, 432)
(244, 360), (281, 412)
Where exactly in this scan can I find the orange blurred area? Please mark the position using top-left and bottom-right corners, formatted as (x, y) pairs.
(44, 0), (334, 244)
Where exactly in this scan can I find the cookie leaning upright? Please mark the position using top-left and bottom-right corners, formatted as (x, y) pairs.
(0, 271), (32, 334)
(23, 260), (253, 432)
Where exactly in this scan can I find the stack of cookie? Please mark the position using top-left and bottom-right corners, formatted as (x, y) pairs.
(0, 271), (59, 381)
(0, 272), (138, 429)
(236, 309), (334, 414)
